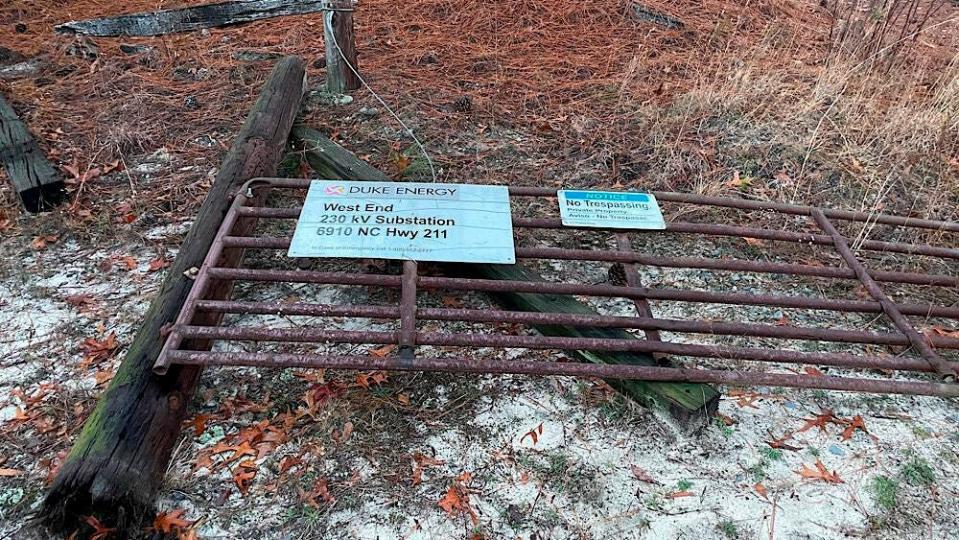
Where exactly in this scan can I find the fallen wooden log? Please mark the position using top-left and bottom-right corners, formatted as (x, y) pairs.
(55, 0), (352, 37)
(0, 94), (66, 212)
(40, 56), (307, 533)
(291, 127), (720, 427)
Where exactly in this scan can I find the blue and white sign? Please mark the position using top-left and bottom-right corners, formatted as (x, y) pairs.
(288, 180), (515, 263)
(557, 190), (665, 229)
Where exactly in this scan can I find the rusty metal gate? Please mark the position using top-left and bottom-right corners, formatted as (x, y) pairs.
(155, 178), (959, 397)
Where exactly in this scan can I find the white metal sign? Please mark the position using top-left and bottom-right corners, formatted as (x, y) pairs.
(557, 190), (666, 230)
(288, 180), (515, 263)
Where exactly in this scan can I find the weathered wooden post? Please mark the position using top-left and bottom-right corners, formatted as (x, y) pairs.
(0, 94), (66, 212)
(40, 56), (307, 533)
(323, 2), (361, 93)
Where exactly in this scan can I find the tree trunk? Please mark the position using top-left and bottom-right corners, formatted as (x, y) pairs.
(291, 127), (721, 427)
(40, 56), (307, 532)
(0, 94), (66, 212)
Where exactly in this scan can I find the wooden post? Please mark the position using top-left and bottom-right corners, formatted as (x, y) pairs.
(0, 94), (66, 212)
(323, 8), (360, 93)
(40, 57), (307, 533)
(291, 127), (721, 428)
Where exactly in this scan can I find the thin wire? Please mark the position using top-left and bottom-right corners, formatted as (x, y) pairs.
(324, 11), (438, 182)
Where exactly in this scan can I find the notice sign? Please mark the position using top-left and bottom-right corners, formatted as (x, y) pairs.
(288, 180), (515, 264)
(557, 190), (666, 230)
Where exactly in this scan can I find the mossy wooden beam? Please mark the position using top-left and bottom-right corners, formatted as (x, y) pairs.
(291, 126), (721, 427)
(40, 57), (307, 532)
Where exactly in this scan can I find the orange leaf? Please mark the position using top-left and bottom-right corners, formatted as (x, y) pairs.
(796, 409), (838, 433)
(370, 345), (396, 358)
(232, 466), (256, 495)
(754, 482), (768, 499)
(147, 258), (170, 272)
(31, 235), (58, 250)
(121, 256), (137, 270)
(438, 485), (464, 515)
(84, 515), (114, 540)
(796, 459), (843, 484)
(312, 477), (335, 504)
(153, 509), (191, 534)
(803, 366), (825, 377)
(279, 455), (302, 474)
(666, 490), (693, 498)
(630, 465), (659, 484)
(189, 414), (210, 437)
(840, 415), (868, 441)
(94, 369), (115, 386)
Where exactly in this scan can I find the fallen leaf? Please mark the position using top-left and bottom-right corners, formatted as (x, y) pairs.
(520, 422), (544, 446)
(313, 477), (335, 503)
(397, 393), (411, 406)
(754, 482), (768, 498)
(666, 490), (693, 498)
(0, 468), (23, 477)
(121, 256), (137, 271)
(715, 413), (736, 426)
(232, 466), (256, 495)
(744, 237), (765, 247)
(65, 294), (96, 307)
(31, 235), (58, 250)
(336, 421), (354, 444)
(279, 455), (302, 474)
(369, 344), (396, 358)
(94, 369), (115, 386)
(153, 509), (191, 534)
(80, 332), (118, 364)
(438, 473), (478, 524)
(796, 409), (838, 433)
(630, 465), (659, 484)
(189, 414), (210, 437)
(84, 515), (114, 540)
(840, 414), (868, 441)
(766, 436), (802, 451)
(803, 366), (825, 377)
(796, 459), (842, 484)
(411, 452), (445, 485)
(147, 258), (170, 272)
(441, 296), (463, 308)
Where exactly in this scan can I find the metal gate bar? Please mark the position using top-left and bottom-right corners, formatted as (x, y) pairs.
(155, 178), (959, 397)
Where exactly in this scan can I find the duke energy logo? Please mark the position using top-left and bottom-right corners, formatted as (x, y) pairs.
(324, 185), (346, 195)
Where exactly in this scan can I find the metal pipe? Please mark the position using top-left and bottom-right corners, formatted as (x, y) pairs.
(219, 236), (959, 288)
(236, 206), (959, 260)
(164, 350), (959, 397)
(205, 267), (959, 320)
(812, 209), (957, 381)
(191, 299), (959, 349)
(172, 324), (959, 373)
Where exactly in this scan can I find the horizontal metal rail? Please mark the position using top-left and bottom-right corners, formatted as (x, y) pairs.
(220, 236), (959, 287)
(205, 267), (959, 320)
(175, 324), (959, 373)
(251, 178), (959, 233)
(164, 351), (959, 397)
(192, 299), (959, 349)
(238, 206), (959, 260)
